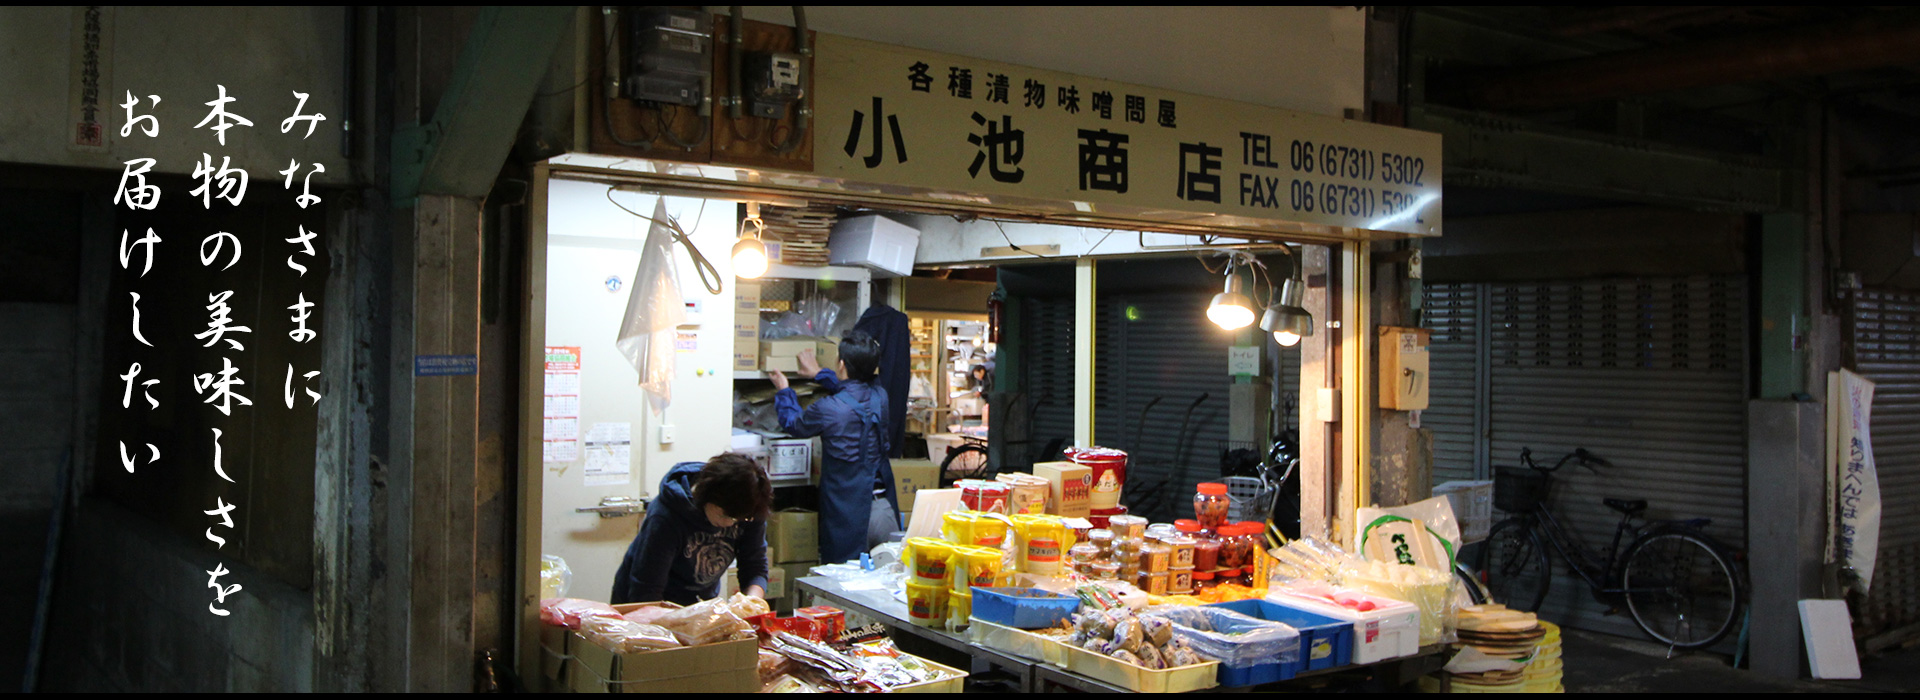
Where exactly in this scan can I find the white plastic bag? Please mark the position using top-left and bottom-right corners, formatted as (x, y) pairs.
(1354, 495), (1462, 572)
(615, 198), (687, 413)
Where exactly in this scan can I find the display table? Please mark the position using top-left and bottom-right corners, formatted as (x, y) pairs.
(794, 576), (1448, 693)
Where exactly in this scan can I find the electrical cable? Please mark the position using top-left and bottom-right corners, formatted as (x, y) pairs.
(655, 103), (712, 151)
(605, 187), (723, 295)
(993, 220), (1049, 258)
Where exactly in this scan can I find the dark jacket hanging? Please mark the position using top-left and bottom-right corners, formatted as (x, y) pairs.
(853, 304), (912, 458)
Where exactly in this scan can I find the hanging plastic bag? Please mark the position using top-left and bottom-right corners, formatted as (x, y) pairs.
(614, 198), (687, 413)
(540, 554), (573, 599)
(1354, 495), (1462, 572)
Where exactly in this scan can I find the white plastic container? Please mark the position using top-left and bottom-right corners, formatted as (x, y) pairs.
(1434, 480), (1494, 543)
(828, 214), (921, 277)
(1266, 589), (1421, 665)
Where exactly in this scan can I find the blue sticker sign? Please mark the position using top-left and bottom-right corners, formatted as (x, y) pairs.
(415, 354), (478, 377)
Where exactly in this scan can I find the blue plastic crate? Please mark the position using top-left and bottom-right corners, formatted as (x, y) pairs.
(969, 587), (1081, 629)
(1206, 599), (1355, 685)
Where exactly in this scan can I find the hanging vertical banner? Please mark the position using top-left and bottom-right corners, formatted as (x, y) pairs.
(1828, 369), (1881, 593)
(543, 346), (582, 464)
(812, 33), (1443, 236)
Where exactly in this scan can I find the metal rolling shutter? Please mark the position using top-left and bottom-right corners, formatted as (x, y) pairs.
(1424, 282), (1487, 483)
(1020, 296), (1078, 469)
(1849, 289), (1920, 638)
(1096, 293), (1236, 523)
(1486, 276), (1748, 640)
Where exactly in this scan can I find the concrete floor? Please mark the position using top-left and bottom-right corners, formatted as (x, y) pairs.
(1563, 626), (1920, 693)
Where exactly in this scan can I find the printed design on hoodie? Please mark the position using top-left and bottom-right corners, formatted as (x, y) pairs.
(683, 524), (740, 586)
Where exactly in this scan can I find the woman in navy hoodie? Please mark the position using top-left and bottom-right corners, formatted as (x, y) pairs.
(610, 452), (773, 605)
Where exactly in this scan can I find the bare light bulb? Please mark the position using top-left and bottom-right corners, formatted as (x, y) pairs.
(1207, 292), (1256, 330)
(1274, 330), (1302, 347)
(732, 238), (768, 279)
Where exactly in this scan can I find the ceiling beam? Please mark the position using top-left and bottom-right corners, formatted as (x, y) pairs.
(1450, 13), (1920, 111)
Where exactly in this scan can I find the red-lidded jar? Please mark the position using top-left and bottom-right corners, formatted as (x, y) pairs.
(1192, 570), (1216, 592)
(1192, 536), (1222, 571)
(1217, 524), (1250, 569)
(1194, 482), (1231, 532)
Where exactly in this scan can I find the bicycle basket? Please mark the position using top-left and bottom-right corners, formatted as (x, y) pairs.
(1225, 476), (1277, 524)
(1493, 467), (1549, 512)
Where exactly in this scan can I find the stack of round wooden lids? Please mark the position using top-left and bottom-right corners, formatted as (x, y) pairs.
(760, 204), (837, 267)
(1446, 604), (1551, 692)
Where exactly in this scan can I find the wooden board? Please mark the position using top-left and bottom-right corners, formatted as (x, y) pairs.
(708, 14), (816, 172)
(585, 9), (713, 163)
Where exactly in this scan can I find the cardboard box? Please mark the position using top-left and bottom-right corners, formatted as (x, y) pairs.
(778, 561), (815, 596)
(1033, 461), (1093, 518)
(539, 622), (571, 686)
(567, 602), (760, 694)
(816, 336), (839, 371)
(735, 281), (761, 314)
(761, 339), (813, 373)
(892, 459), (941, 513)
(767, 508), (819, 563)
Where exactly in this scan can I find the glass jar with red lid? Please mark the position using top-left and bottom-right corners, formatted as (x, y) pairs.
(1217, 524), (1250, 569)
(1193, 482), (1231, 531)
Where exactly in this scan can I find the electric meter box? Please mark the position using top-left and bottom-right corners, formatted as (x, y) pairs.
(828, 215), (921, 278)
(624, 7), (712, 107)
(1377, 326), (1430, 411)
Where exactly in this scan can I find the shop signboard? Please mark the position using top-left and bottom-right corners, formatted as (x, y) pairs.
(813, 34), (1443, 237)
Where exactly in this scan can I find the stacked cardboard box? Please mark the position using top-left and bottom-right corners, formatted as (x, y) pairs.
(565, 603), (760, 693)
(891, 459), (941, 513)
(734, 282), (761, 372)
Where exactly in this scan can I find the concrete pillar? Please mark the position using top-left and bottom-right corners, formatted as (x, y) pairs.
(1747, 400), (1825, 679)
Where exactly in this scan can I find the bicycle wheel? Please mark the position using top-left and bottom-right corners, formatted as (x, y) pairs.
(1623, 531), (1743, 649)
(1480, 518), (1550, 612)
(938, 443), (991, 487)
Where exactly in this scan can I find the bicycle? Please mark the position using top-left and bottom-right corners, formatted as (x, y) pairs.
(1479, 447), (1747, 651)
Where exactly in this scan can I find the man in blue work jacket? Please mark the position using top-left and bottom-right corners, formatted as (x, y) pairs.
(768, 332), (902, 566)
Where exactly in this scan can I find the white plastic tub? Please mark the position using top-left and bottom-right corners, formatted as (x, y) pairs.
(1266, 590), (1421, 665)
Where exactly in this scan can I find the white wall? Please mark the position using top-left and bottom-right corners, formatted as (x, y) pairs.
(0, 7), (349, 183)
(541, 178), (740, 596)
(720, 6), (1367, 117)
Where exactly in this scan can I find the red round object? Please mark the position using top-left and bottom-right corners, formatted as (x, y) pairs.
(1071, 447), (1129, 510)
(1174, 519), (1202, 533)
(1088, 505), (1127, 531)
(1196, 482), (1228, 496)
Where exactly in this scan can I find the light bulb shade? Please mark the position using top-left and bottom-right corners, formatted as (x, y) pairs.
(1259, 304), (1315, 343)
(1207, 291), (1257, 330)
(732, 237), (768, 279)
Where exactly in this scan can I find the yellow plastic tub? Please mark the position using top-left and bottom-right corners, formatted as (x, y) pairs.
(905, 537), (954, 586)
(949, 544), (1008, 593)
(905, 581), (949, 627)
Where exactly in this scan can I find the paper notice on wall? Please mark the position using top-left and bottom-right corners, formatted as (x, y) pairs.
(583, 422), (632, 486)
(543, 346), (582, 464)
(1828, 369), (1882, 594)
(675, 331), (698, 353)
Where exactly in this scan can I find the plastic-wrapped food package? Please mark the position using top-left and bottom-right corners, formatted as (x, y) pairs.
(1140, 605), (1301, 670)
(655, 596), (754, 646)
(540, 555), (572, 599)
(1341, 558), (1458, 645)
(580, 616), (683, 653)
(622, 605), (675, 626)
(539, 598), (623, 629)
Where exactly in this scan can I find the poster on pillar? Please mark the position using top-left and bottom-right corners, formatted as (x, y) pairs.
(812, 34), (1443, 237)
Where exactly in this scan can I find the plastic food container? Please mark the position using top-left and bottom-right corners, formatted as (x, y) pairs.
(1092, 561), (1120, 581)
(1194, 482), (1231, 531)
(1164, 534), (1196, 570)
(947, 589), (974, 630)
(1217, 524), (1251, 569)
(1088, 506), (1127, 531)
(1012, 514), (1067, 575)
(1143, 542), (1171, 573)
(1208, 599), (1354, 676)
(1068, 446), (1129, 511)
(1265, 588), (1421, 665)
(1192, 537), (1221, 571)
(1193, 570), (1216, 591)
(904, 537), (954, 586)
(1108, 514), (1148, 539)
(1142, 571), (1170, 596)
(1168, 567), (1194, 595)
(950, 544), (1008, 592)
(906, 581), (950, 627)
(961, 480), (1011, 514)
(1087, 528), (1114, 556)
(969, 587), (1082, 629)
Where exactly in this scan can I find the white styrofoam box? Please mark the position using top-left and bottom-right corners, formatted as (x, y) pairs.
(1267, 589), (1421, 665)
(1800, 599), (1862, 679)
(1434, 479), (1494, 543)
(828, 214), (921, 277)
(730, 429), (763, 451)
